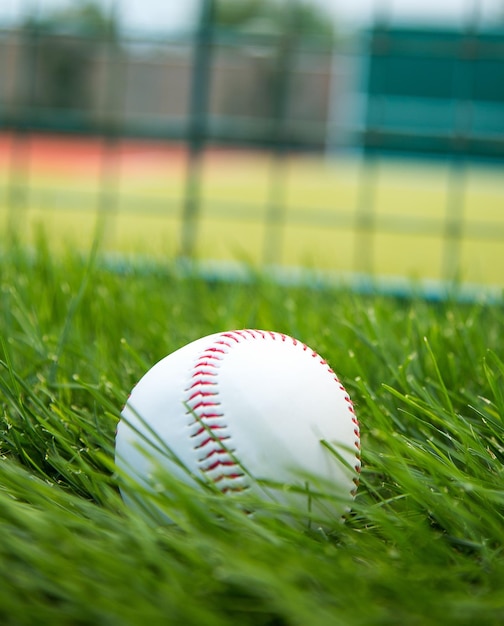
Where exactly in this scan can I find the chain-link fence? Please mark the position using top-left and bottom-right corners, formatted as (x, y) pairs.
(0, 0), (503, 294)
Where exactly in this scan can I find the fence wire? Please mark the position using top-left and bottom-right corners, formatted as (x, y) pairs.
(0, 0), (503, 293)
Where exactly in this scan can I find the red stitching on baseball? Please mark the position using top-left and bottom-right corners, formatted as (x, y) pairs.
(192, 366), (219, 375)
(190, 423), (226, 437)
(193, 435), (231, 450)
(201, 447), (232, 460)
(221, 332), (240, 343)
(322, 359), (361, 484)
(184, 329), (361, 497)
(213, 472), (245, 483)
(198, 355), (222, 363)
(206, 347), (226, 355)
(188, 412), (224, 422)
(186, 380), (217, 390)
(202, 458), (239, 472)
(215, 340), (233, 349)
(187, 390), (218, 401)
(189, 401), (222, 411)
(185, 338), (246, 491)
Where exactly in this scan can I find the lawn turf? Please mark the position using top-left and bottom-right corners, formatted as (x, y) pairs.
(0, 237), (504, 625)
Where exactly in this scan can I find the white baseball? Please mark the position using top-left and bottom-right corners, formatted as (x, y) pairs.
(115, 329), (361, 523)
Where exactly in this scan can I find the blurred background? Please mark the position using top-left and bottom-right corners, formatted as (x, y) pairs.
(0, 0), (503, 294)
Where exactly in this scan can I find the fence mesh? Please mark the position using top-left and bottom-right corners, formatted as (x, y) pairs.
(0, 0), (503, 295)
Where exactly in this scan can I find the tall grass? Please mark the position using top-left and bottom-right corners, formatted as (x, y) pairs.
(1, 235), (503, 625)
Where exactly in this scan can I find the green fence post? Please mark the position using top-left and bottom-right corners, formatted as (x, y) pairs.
(354, 25), (384, 277)
(7, 0), (41, 231)
(442, 19), (480, 283)
(262, 3), (297, 268)
(180, 0), (214, 261)
(95, 0), (123, 249)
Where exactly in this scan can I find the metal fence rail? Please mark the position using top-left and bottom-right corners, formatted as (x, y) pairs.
(0, 0), (503, 294)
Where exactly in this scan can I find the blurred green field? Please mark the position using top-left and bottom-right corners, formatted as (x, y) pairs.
(1, 135), (503, 287)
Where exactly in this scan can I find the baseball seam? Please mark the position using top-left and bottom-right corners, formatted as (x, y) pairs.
(184, 329), (361, 495)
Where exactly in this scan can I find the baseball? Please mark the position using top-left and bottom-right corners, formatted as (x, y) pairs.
(115, 329), (361, 523)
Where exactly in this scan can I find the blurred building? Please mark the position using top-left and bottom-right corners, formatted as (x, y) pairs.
(0, 20), (503, 158)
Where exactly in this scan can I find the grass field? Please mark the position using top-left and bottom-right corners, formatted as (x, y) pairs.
(0, 133), (503, 288)
(1, 237), (503, 625)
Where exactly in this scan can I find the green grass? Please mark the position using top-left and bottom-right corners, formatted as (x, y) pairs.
(1, 234), (504, 625)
